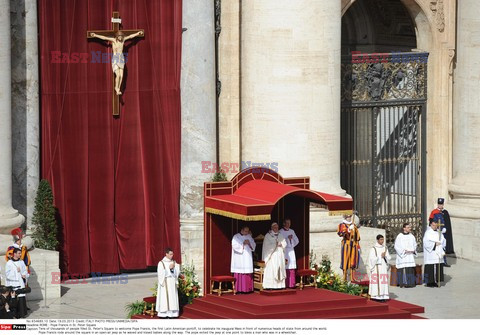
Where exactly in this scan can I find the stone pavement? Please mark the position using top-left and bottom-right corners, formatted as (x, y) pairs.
(26, 255), (479, 319)
(389, 255), (480, 319)
(27, 273), (157, 319)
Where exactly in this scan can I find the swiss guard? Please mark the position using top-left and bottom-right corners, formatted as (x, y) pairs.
(428, 198), (454, 267)
(5, 228), (31, 273)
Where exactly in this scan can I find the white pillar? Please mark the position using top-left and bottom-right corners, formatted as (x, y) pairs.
(180, 0), (217, 288)
(25, 0), (40, 230)
(448, 0), (480, 262)
(0, 0), (25, 236)
(241, 0), (344, 194)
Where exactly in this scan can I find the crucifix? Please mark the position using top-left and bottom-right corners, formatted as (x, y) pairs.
(87, 11), (144, 116)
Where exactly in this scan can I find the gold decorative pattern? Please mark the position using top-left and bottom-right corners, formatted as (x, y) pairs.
(205, 207), (271, 221)
(328, 209), (354, 216)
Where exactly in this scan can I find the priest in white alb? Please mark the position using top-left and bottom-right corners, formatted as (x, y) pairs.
(156, 248), (180, 318)
(394, 223), (417, 287)
(262, 222), (287, 289)
(423, 221), (446, 287)
(367, 234), (391, 302)
(279, 218), (299, 288)
(231, 226), (256, 293)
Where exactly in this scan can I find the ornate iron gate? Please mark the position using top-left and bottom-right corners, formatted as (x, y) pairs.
(340, 52), (428, 251)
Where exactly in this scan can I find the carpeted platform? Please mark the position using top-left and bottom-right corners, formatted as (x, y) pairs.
(178, 288), (425, 319)
(259, 289), (297, 296)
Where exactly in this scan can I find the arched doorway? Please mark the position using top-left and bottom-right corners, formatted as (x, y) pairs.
(340, 0), (427, 250)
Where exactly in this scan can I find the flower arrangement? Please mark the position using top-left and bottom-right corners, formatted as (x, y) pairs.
(310, 252), (366, 296)
(150, 262), (201, 308)
(178, 262), (201, 307)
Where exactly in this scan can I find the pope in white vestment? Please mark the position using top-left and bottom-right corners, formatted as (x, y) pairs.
(367, 235), (391, 301)
(262, 222), (287, 289)
(394, 223), (417, 287)
(231, 226), (256, 292)
(423, 222), (446, 287)
(280, 219), (299, 288)
(156, 249), (180, 318)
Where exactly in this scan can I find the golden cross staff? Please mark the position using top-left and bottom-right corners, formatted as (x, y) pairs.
(437, 219), (445, 288)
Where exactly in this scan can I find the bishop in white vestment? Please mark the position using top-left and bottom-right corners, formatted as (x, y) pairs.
(262, 222), (287, 289)
(231, 226), (256, 292)
(367, 235), (391, 301)
(423, 222), (446, 287)
(394, 223), (417, 287)
(279, 219), (299, 288)
(156, 248), (180, 318)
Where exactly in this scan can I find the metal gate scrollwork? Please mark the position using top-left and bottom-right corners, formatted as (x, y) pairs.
(341, 52), (428, 252)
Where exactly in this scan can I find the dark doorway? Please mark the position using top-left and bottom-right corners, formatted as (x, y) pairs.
(341, 0), (427, 251)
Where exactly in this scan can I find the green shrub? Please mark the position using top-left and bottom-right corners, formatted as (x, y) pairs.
(212, 170), (227, 182)
(31, 180), (58, 250)
(125, 301), (144, 319)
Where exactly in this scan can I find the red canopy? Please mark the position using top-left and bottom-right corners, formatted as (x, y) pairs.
(205, 169), (352, 221)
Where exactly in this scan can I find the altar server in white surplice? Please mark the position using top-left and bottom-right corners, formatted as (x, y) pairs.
(367, 235), (391, 302)
(156, 248), (180, 318)
(231, 226), (256, 293)
(423, 221), (446, 287)
(394, 223), (417, 287)
(5, 248), (29, 318)
(262, 222), (287, 289)
(280, 218), (299, 288)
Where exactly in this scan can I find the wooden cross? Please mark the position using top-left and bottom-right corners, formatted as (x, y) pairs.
(87, 11), (144, 116)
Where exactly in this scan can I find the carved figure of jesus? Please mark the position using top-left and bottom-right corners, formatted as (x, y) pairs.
(90, 30), (144, 95)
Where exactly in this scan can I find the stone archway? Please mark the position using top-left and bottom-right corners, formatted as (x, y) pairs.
(342, 0), (417, 54)
(341, 0), (455, 218)
(340, 0), (428, 248)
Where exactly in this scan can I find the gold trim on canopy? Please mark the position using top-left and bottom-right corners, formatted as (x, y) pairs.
(205, 207), (271, 221)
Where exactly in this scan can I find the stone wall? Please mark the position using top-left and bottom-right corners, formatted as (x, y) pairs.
(0, 248), (61, 301)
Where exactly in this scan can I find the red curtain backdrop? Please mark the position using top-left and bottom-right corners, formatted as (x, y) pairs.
(39, 0), (182, 275)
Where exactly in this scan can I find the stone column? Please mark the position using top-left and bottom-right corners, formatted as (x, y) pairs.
(11, 0), (40, 232)
(241, 0), (344, 195)
(0, 0), (25, 242)
(448, 0), (480, 262)
(241, 0), (350, 271)
(218, 0), (241, 179)
(180, 0), (216, 289)
(25, 0), (40, 231)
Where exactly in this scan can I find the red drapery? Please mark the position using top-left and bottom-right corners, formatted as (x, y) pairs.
(39, 0), (182, 275)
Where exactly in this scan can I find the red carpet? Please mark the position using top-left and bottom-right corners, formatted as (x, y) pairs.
(259, 289), (297, 296)
(179, 289), (425, 319)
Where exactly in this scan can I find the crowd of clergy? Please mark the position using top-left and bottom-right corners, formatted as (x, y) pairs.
(231, 219), (299, 292)
(230, 197), (453, 302)
(339, 197), (453, 302)
(156, 197), (452, 318)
